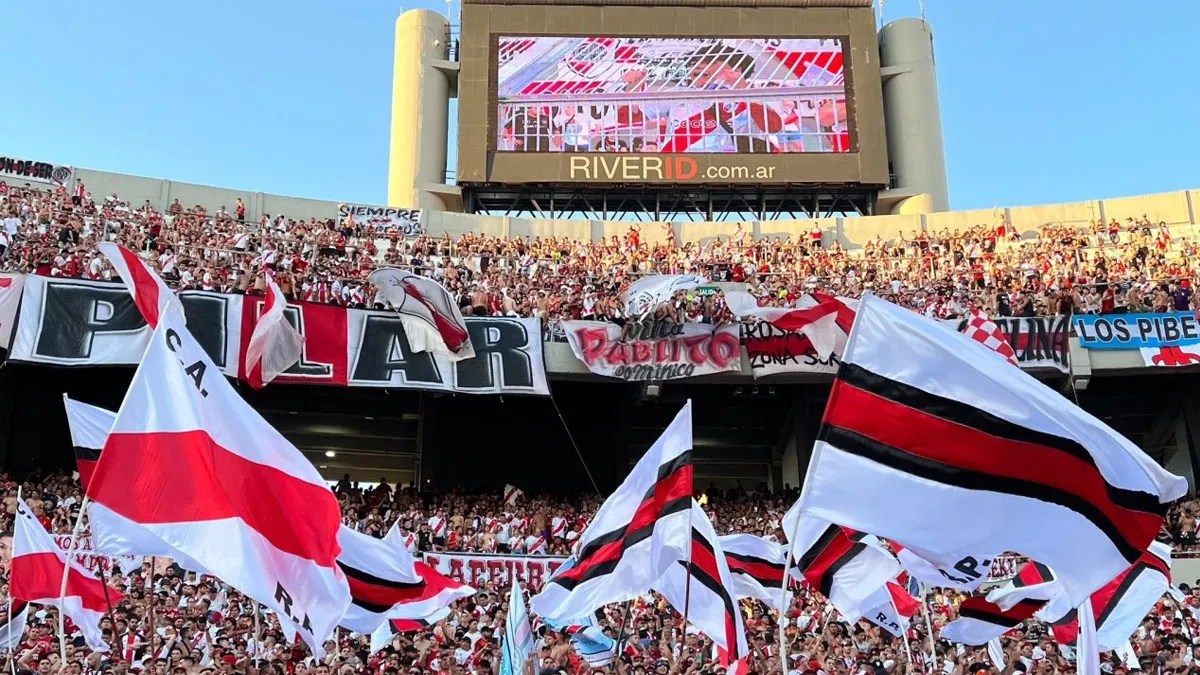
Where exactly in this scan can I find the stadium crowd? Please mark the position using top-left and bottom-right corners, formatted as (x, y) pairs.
(2, 182), (1199, 339)
(1, 472), (1195, 675)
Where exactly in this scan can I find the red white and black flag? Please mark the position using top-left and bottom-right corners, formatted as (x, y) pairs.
(531, 402), (694, 620)
(63, 396), (115, 492)
(781, 510), (899, 616)
(654, 502), (749, 661)
(337, 523), (423, 634)
(793, 295), (1186, 606)
(1044, 542), (1177, 650)
(719, 534), (788, 610)
(367, 269), (474, 360)
(0, 600), (29, 654)
(939, 596), (1044, 645)
(243, 273), (303, 389)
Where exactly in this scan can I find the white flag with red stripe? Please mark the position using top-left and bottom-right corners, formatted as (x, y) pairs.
(725, 291), (858, 360)
(11, 498), (123, 652)
(367, 269), (474, 360)
(844, 580), (920, 638)
(243, 274), (303, 389)
(503, 484), (524, 506)
(96, 242), (182, 329)
(794, 294), (1186, 607)
(652, 501), (749, 661)
(387, 562), (476, 620)
(88, 246), (349, 656)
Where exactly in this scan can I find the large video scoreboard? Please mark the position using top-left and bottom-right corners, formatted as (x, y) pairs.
(456, 0), (888, 191)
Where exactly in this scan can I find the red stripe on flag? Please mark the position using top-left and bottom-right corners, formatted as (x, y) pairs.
(93, 430), (340, 567)
(689, 534), (741, 659)
(117, 247), (164, 328)
(75, 458), (97, 492)
(11, 552), (119, 614)
(343, 571), (424, 609)
(725, 555), (785, 586)
(553, 462), (693, 587)
(824, 382), (1162, 550)
(797, 527), (859, 597)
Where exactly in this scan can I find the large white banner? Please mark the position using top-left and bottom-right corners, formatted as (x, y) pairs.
(8, 276), (549, 395)
(0, 273), (25, 349)
(421, 552), (568, 590)
(338, 204), (424, 237)
(561, 320), (742, 381)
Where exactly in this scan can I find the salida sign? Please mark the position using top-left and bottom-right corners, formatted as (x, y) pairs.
(9, 276), (550, 395)
(561, 320), (741, 381)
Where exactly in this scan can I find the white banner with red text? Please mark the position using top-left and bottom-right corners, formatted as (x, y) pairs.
(8, 276), (549, 395)
(420, 552), (568, 590)
(741, 315), (1070, 377)
(560, 320), (742, 381)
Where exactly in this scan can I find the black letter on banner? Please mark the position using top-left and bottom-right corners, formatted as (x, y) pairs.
(351, 315), (442, 385)
(179, 294), (228, 369)
(281, 306), (332, 377)
(454, 319), (534, 390)
(35, 283), (145, 360)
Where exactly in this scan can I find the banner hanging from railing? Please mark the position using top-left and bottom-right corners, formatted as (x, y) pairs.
(337, 204), (424, 237)
(9, 276), (549, 395)
(1074, 312), (1200, 367)
(421, 552), (568, 590)
(560, 319), (742, 381)
(741, 315), (1071, 376)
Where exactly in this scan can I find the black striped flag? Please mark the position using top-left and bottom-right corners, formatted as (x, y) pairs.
(792, 295), (1186, 606)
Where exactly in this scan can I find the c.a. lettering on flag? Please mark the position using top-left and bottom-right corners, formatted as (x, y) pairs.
(84, 276), (349, 655)
(794, 294), (1186, 607)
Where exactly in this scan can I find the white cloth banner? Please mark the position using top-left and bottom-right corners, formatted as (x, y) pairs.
(0, 273), (25, 350)
(420, 552), (568, 590)
(561, 320), (741, 381)
(338, 204), (424, 237)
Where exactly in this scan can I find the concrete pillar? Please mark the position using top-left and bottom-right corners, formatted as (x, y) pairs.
(388, 9), (453, 210)
(878, 18), (950, 212)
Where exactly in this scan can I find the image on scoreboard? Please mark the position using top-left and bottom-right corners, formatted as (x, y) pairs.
(495, 37), (849, 155)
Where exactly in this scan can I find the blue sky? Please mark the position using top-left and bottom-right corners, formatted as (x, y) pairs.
(2, 0), (1197, 211)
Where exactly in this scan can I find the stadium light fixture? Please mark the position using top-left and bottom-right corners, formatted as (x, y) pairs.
(325, 450), (337, 458)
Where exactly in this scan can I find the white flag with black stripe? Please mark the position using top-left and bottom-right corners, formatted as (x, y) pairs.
(793, 295), (1186, 606)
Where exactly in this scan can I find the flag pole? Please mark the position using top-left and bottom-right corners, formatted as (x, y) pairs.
(921, 585), (937, 669)
(676, 501), (695, 664)
(778, 511), (805, 675)
(59, 495), (91, 666)
(8, 488), (18, 675)
(99, 562), (120, 655)
(147, 556), (157, 663)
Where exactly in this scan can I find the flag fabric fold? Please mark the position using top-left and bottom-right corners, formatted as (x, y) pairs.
(725, 291), (858, 360)
(719, 534), (788, 611)
(63, 396), (115, 492)
(938, 596), (1044, 645)
(531, 402), (694, 620)
(369, 607), (453, 655)
(96, 242), (183, 329)
(337, 523), (423, 634)
(499, 580), (536, 675)
(11, 498), (123, 652)
(387, 562), (476, 620)
(794, 294), (1186, 607)
(244, 274), (303, 389)
(844, 581), (919, 638)
(504, 484), (525, 506)
(86, 245), (349, 655)
(367, 268), (474, 360)
(653, 501), (749, 661)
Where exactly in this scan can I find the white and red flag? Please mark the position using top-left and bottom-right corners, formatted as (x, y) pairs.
(337, 523), (423, 634)
(86, 244), (350, 655)
(725, 290), (858, 360)
(387, 561), (476, 620)
(793, 294), (1186, 607)
(11, 498), (122, 652)
(243, 273), (303, 389)
(959, 310), (1019, 367)
(719, 534), (788, 611)
(1042, 541), (1178, 650)
(653, 501), (749, 661)
(846, 580), (920, 638)
(367, 268), (474, 360)
(63, 396), (115, 492)
(503, 484), (524, 506)
(95, 242), (182, 329)
(939, 595), (1043, 645)
(531, 402), (694, 620)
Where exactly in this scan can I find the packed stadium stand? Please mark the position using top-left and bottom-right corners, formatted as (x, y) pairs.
(4, 167), (1200, 675)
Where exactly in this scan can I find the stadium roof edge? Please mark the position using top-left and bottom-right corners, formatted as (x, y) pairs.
(460, 0), (871, 6)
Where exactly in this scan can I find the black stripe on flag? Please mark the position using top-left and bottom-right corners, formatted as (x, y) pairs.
(681, 528), (741, 660)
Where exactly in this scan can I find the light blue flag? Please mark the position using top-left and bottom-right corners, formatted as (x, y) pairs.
(500, 579), (535, 675)
(542, 616), (618, 668)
